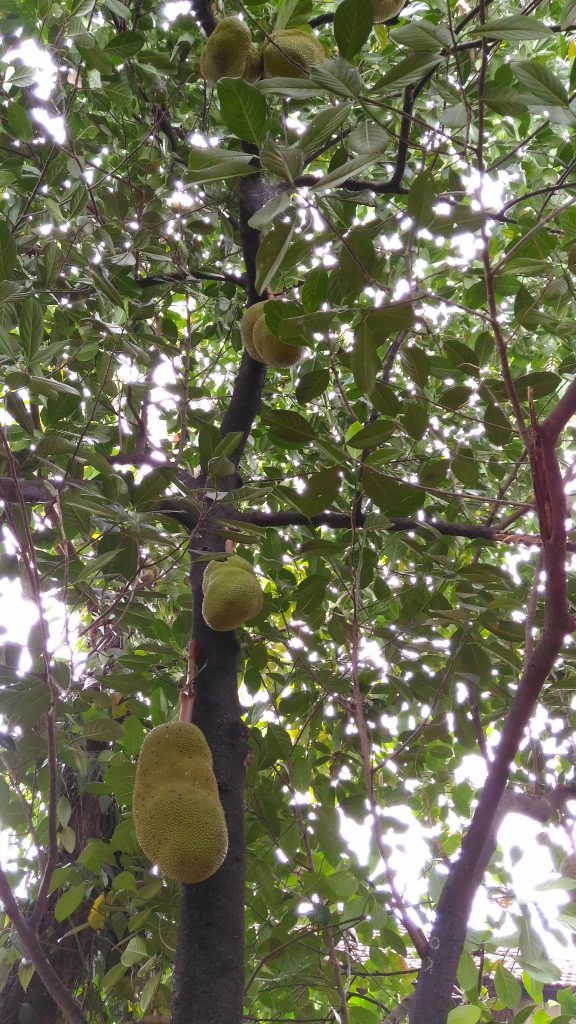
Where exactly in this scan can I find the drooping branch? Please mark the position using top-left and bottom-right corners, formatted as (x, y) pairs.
(409, 382), (576, 1024)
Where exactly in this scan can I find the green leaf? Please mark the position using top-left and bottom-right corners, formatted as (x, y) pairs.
(217, 79), (267, 146)
(379, 53), (442, 89)
(312, 153), (383, 190)
(260, 138), (303, 183)
(483, 403), (512, 445)
(477, 15), (553, 41)
(140, 973), (162, 1013)
(255, 221), (297, 293)
(351, 324), (379, 395)
(296, 367), (330, 403)
(298, 103), (353, 157)
(102, 963), (127, 993)
(446, 1007), (481, 1024)
(456, 951), (478, 993)
(348, 121), (389, 154)
(261, 408), (316, 444)
(346, 420), (396, 448)
(363, 301), (415, 338)
(0, 222), (16, 280)
(104, 30), (145, 56)
(407, 170), (437, 227)
(6, 102), (34, 141)
(512, 61), (569, 107)
(298, 467), (341, 515)
(5, 392), (35, 436)
(334, 0), (374, 59)
(391, 19), (452, 51)
(362, 467), (424, 515)
(121, 936), (149, 966)
(275, 0), (314, 30)
(495, 963), (522, 1009)
(18, 298), (43, 363)
(561, 0), (576, 30)
(82, 718), (125, 741)
(54, 883), (86, 923)
(309, 57), (363, 98)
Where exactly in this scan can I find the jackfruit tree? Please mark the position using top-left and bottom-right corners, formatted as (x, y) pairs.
(1, 0), (576, 1023)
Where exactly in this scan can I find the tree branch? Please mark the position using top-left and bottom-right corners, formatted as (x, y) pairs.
(0, 868), (88, 1024)
(409, 379), (576, 1024)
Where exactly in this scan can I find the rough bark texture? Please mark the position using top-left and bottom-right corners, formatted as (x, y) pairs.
(171, 522), (247, 1024)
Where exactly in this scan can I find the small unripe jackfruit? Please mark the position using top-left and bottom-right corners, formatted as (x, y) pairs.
(202, 557), (263, 631)
(133, 722), (227, 885)
(200, 17), (252, 82)
(240, 300), (305, 368)
(262, 29), (326, 79)
(372, 0), (405, 23)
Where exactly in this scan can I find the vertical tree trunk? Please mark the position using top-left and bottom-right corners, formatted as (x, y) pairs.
(171, 528), (247, 1024)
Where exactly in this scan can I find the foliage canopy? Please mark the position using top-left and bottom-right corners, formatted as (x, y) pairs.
(0, 0), (576, 1022)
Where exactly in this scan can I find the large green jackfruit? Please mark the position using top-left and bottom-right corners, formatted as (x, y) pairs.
(202, 556), (263, 631)
(372, 0), (405, 23)
(133, 722), (228, 884)
(200, 17), (253, 82)
(240, 300), (305, 368)
(262, 29), (326, 79)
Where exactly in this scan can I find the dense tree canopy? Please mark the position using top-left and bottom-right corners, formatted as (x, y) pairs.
(1, 0), (576, 1022)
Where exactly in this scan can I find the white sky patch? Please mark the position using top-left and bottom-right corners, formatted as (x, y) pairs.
(5, 38), (57, 100)
(162, 0), (191, 20)
(32, 108), (66, 144)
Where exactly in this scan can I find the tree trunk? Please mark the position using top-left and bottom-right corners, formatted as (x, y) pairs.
(171, 527), (247, 1024)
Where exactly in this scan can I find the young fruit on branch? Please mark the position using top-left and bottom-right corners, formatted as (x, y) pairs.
(200, 17), (258, 83)
(240, 301), (305, 368)
(262, 29), (326, 79)
(133, 722), (228, 884)
(372, 0), (405, 22)
(202, 555), (263, 631)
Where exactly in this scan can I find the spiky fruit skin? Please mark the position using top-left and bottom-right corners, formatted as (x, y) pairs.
(240, 301), (267, 362)
(202, 555), (255, 594)
(133, 722), (228, 885)
(252, 316), (305, 368)
(202, 561), (263, 631)
(200, 17), (252, 82)
(262, 29), (326, 79)
(243, 44), (263, 83)
(372, 0), (405, 23)
(561, 854), (576, 880)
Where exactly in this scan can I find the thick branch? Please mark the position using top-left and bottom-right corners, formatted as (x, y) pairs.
(409, 384), (576, 1024)
(190, 0), (217, 35)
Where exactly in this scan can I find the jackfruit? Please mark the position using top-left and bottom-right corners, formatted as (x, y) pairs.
(202, 557), (263, 631)
(240, 301), (267, 362)
(243, 44), (263, 83)
(252, 314), (305, 368)
(200, 17), (253, 82)
(262, 29), (326, 79)
(240, 300), (305, 368)
(372, 0), (405, 23)
(202, 554), (255, 593)
(133, 722), (227, 885)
